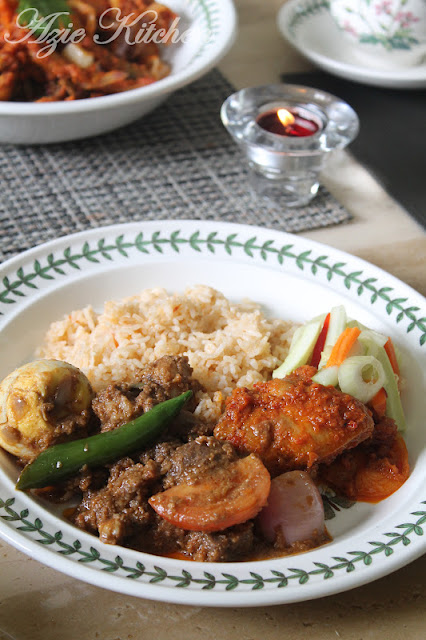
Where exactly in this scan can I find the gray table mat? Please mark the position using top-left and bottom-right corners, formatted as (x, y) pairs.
(0, 69), (351, 263)
(283, 70), (426, 230)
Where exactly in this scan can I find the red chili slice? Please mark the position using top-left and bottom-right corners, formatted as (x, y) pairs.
(310, 313), (330, 369)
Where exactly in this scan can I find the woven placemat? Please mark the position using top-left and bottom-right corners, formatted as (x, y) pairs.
(0, 69), (351, 263)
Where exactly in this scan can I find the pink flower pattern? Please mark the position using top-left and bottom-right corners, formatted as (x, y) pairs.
(395, 11), (420, 28)
(375, 1), (393, 16)
(341, 0), (423, 49)
(343, 19), (358, 36)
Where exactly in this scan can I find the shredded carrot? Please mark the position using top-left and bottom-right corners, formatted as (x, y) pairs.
(369, 387), (387, 417)
(326, 327), (361, 368)
(384, 337), (400, 376)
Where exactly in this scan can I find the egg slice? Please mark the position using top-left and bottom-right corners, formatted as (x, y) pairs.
(0, 360), (93, 462)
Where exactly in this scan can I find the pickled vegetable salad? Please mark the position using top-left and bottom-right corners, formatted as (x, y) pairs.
(273, 306), (405, 430)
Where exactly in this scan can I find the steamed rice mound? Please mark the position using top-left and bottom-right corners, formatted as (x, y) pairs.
(37, 285), (295, 422)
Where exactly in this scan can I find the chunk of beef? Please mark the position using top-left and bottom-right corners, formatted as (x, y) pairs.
(72, 356), (270, 561)
(92, 384), (143, 433)
(139, 355), (197, 398)
(73, 436), (257, 561)
(73, 457), (159, 545)
(92, 356), (200, 432)
(139, 439), (182, 476)
(185, 523), (254, 562)
(141, 518), (255, 562)
(162, 435), (237, 489)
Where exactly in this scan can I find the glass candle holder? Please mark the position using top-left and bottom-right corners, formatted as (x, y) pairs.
(221, 84), (359, 208)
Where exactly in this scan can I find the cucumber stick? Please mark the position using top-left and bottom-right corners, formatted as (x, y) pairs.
(324, 306), (347, 347)
(288, 313), (325, 350)
(312, 365), (339, 387)
(273, 319), (322, 379)
(360, 335), (406, 431)
(375, 347), (406, 431)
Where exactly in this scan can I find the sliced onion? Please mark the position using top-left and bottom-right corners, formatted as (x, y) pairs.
(258, 471), (325, 546)
(338, 355), (385, 403)
(63, 44), (94, 69)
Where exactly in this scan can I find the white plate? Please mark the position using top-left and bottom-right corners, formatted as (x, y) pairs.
(0, 220), (425, 607)
(277, 0), (426, 89)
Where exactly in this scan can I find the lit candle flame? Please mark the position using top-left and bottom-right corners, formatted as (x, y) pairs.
(277, 109), (295, 128)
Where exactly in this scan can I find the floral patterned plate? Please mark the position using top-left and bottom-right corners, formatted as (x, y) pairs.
(0, 220), (425, 607)
(277, 0), (426, 89)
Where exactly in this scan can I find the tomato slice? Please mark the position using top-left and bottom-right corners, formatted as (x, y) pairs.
(149, 454), (271, 532)
(310, 313), (330, 369)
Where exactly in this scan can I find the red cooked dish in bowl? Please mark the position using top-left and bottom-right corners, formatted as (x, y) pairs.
(0, 0), (177, 101)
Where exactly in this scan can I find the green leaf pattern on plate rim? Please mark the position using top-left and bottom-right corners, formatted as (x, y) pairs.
(185, 0), (222, 63)
(0, 225), (425, 592)
(0, 497), (425, 590)
(288, 0), (331, 35)
(1, 228), (425, 345)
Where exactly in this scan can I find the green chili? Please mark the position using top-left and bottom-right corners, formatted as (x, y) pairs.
(16, 390), (192, 490)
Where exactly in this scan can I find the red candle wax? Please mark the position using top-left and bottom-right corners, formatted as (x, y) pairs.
(256, 108), (319, 137)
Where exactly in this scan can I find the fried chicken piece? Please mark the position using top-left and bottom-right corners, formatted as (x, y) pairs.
(213, 368), (374, 476)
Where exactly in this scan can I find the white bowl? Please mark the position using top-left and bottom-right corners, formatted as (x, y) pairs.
(0, 0), (237, 144)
